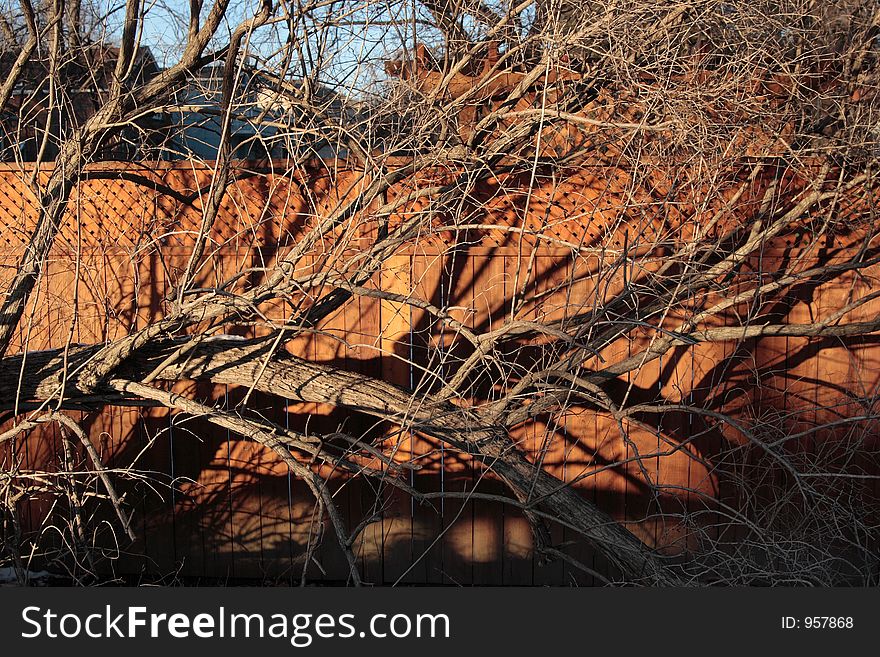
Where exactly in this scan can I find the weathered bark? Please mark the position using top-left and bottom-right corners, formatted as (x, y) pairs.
(0, 338), (684, 584)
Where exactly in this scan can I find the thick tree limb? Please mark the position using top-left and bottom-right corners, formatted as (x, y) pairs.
(0, 337), (683, 584)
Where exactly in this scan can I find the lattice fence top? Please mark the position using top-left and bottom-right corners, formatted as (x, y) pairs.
(0, 158), (863, 257)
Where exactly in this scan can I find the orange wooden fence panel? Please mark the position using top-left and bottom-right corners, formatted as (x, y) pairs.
(1, 161), (878, 584)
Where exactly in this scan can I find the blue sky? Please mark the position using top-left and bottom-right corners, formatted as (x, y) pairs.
(127, 0), (431, 92)
(89, 0), (531, 96)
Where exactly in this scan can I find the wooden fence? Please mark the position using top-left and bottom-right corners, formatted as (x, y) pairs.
(1, 160), (878, 584)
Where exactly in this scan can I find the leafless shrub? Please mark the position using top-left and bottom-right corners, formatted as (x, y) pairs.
(0, 0), (878, 586)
